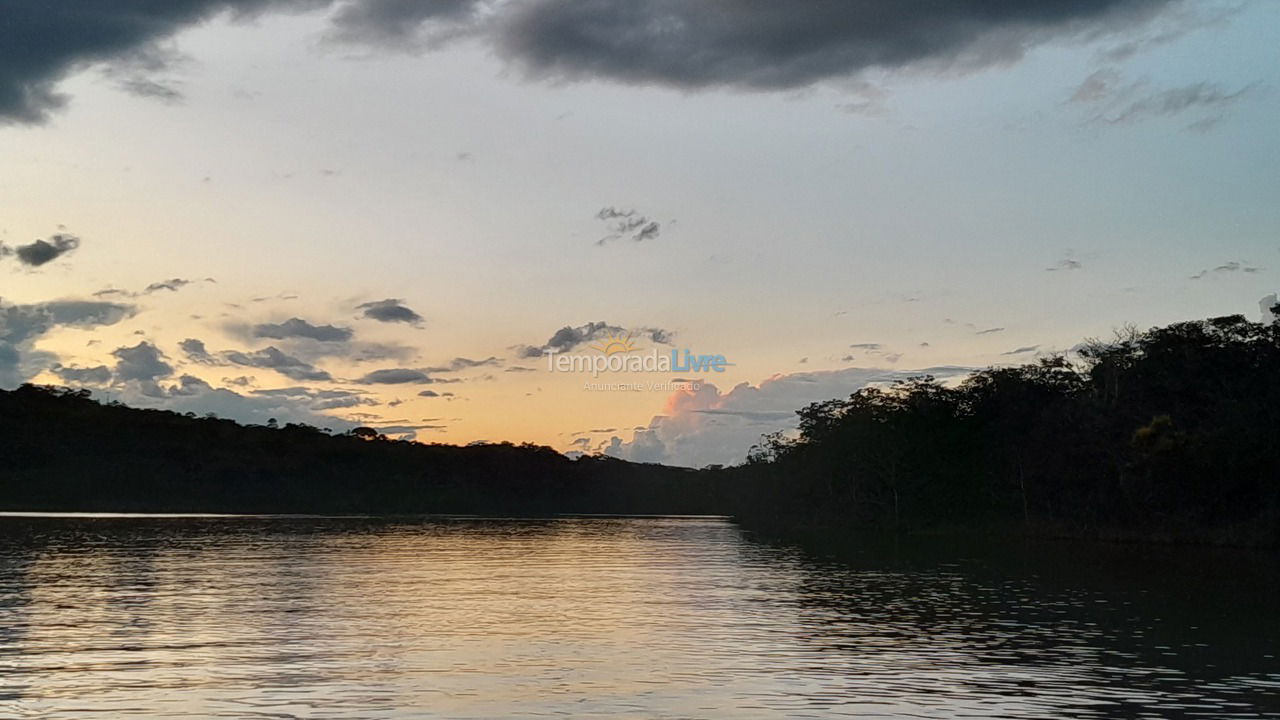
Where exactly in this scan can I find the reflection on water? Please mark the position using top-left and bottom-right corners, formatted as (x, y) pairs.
(0, 515), (1277, 719)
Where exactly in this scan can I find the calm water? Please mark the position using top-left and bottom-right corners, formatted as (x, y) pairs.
(0, 515), (1277, 719)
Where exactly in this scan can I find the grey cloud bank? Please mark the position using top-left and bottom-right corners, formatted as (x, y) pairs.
(0, 0), (1180, 123)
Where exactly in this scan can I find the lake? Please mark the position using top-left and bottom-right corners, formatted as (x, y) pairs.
(1, 514), (1277, 718)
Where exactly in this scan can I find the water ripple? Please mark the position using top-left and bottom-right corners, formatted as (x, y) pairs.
(0, 516), (1276, 719)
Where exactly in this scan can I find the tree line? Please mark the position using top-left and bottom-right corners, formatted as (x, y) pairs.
(727, 311), (1280, 546)
(0, 385), (714, 515)
(2, 310), (1277, 546)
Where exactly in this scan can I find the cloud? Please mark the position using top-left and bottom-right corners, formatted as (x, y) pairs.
(1261, 294), (1278, 324)
(92, 288), (132, 298)
(236, 331), (417, 365)
(1100, 81), (1253, 125)
(224, 346), (333, 381)
(1071, 67), (1255, 130)
(179, 338), (215, 363)
(0, 1), (300, 124)
(52, 364), (113, 385)
(495, 0), (1174, 91)
(89, 277), (212, 299)
(516, 321), (675, 358)
(849, 343), (883, 350)
(0, 299), (136, 387)
(1096, 2), (1240, 62)
(251, 292), (298, 303)
(1046, 252), (1083, 271)
(425, 356), (502, 373)
(1069, 68), (1122, 103)
(324, 0), (485, 50)
(1190, 260), (1262, 280)
(106, 379), (358, 433)
(357, 368), (433, 385)
(145, 278), (193, 293)
(595, 207), (661, 245)
(1000, 345), (1041, 356)
(1, 1), (1184, 125)
(4, 234), (81, 267)
(417, 389), (455, 398)
(251, 386), (378, 411)
(602, 365), (973, 468)
(164, 374), (213, 397)
(252, 317), (354, 342)
(111, 341), (174, 382)
(97, 42), (190, 104)
(357, 298), (424, 326)
(976, 327), (1005, 335)
(116, 76), (184, 103)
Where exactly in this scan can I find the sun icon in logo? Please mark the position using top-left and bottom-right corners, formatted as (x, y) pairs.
(590, 330), (639, 356)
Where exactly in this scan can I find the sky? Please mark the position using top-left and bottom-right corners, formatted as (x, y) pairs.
(1, 0), (1278, 467)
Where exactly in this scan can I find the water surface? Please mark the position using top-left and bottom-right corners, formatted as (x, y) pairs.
(1, 515), (1276, 718)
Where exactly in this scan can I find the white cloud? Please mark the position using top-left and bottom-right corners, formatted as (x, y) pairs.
(603, 365), (971, 468)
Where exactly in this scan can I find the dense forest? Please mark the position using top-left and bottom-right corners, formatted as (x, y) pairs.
(727, 311), (1280, 547)
(2, 311), (1278, 546)
(0, 386), (715, 515)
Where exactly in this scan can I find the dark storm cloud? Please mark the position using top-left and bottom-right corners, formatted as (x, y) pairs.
(0, 1), (321, 124)
(252, 317), (354, 342)
(357, 368), (433, 384)
(5, 234), (81, 266)
(225, 346), (333, 381)
(494, 0), (1174, 91)
(516, 321), (674, 358)
(357, 298), (424, 326)
(0, 1), (1181, 124)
